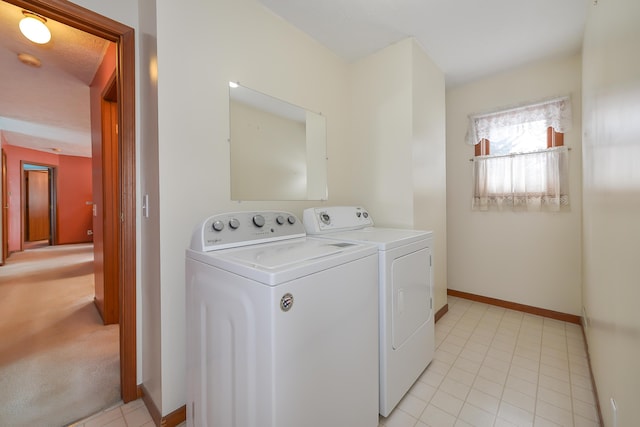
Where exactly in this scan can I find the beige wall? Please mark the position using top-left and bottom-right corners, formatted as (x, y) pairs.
(348, 39), (414, 225)
(446, 54), (583, 315)
(72, 0), (446, 417)
(582, 1), (640, 426)
(411, 41), (448, 314)
(349, 38), (447, 312)
(153, 4), (447, 413)
(138, 0), (161, 409)
(155, 0), (350, 413)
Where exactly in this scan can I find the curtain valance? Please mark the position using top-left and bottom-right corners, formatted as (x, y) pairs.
(466, 96), (572, 146)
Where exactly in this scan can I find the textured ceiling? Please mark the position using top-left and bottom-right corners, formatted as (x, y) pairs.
(0, 1), (110, 157)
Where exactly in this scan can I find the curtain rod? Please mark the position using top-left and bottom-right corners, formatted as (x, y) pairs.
(469, 146), (571, 162)
(468, 95), (571, 121)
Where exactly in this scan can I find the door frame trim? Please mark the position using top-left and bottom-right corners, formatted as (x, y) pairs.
(5, 0), (138, 402)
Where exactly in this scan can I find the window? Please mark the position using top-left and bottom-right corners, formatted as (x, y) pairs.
(474, 123), (564, 157)
(467, 96), (572, 211)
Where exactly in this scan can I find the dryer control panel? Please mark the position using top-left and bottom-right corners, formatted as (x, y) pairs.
(303, 206), (374, 234)
(191, 211), (305, 251)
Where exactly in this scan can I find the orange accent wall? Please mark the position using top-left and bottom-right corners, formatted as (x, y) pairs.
(57, 155), (93, 244)
(3, 144), (93, 252)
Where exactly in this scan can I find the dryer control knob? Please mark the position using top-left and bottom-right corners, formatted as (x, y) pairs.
(228, 218), (240, 229)
(276, 215), (285, 225)
(320, 212), (331, 225)
(287, 215), (296, 225)
(253, 214), (265, 227)
(212, 220), (224, 232)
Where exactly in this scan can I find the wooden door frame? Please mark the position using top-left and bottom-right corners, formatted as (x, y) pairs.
(5, 0), (138, 402)
(97, 74), (120, 325)
(2, 149), (9, 265)
(20, 162), (57, 247)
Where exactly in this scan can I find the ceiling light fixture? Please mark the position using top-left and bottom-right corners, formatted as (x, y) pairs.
(19, 11), (51, 44)
(17, 52), (42, 67)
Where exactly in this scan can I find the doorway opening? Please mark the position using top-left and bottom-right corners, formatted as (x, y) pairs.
(3, 0), (137, 403)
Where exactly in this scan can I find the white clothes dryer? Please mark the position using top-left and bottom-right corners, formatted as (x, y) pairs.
(303, 206), (434, 417)
(185, 211), (379, 427)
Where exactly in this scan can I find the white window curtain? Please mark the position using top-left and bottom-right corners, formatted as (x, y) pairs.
(473, 147), (570, 211)
(468, 96), (572, 212)
(466, 96), (572, 146)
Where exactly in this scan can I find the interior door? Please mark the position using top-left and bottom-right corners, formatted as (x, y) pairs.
(2, 150), (7, 264)
(25, 170), (50, 242)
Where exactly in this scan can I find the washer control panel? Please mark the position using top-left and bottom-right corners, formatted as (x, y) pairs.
(303, 206), (374, 234)
(191, 211), (305, 251)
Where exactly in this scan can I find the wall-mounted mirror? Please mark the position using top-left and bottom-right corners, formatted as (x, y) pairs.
(229, 83), (328, 201)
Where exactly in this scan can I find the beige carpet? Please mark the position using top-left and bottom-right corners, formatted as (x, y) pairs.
(0, 244), (120, 427)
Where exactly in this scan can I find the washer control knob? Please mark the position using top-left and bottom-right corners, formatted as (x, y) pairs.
(362, 211), (369, 218)
(320, 212), (331, 225)
(356, 211), (361, 217)
(212, 220), (224, 232)
(276, 215), (285, 225)
(228, 218), (240, 229)
(287, 215), (296, 225)
(252, 214), (265, 227)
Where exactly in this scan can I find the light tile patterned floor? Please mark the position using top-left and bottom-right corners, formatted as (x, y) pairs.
(70, 399), (155, 427)
(76, 296), (600, 427)
(379, 296), (601, 427)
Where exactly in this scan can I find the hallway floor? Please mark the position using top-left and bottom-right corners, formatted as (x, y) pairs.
(0, 243), (120, 426)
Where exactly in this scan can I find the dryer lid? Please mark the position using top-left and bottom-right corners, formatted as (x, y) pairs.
(316, 227), (431, 251)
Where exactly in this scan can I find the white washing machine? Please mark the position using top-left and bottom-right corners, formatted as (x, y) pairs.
(303, 206), (434, 417)
(185, 210), (379, 427)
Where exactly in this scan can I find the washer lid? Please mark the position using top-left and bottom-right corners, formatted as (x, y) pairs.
(187, 237), (376, 285)
(225, 239), (358, 269)
(318, 227), (431, 251)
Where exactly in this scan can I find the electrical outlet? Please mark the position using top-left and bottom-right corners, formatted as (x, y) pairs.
(87, 230), (93, 236)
